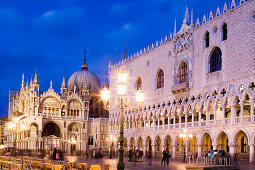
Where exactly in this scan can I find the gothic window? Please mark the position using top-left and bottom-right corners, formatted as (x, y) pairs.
(178, 61), (188, 84)
(204, 31), (210, 48)
(88, 136), (93, 145)
(136, 77), (142, 90)
(156, 69), (164, 89)
(210, 47), (222, 73)
(222, 23), (227, 41)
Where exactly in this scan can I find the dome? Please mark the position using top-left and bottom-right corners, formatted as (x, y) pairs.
(67, 57), (101, 92)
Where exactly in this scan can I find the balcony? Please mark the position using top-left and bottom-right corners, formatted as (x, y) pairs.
(171, 82), (190, 94)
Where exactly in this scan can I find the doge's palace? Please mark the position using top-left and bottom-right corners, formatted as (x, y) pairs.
(108, 0), (255, 163)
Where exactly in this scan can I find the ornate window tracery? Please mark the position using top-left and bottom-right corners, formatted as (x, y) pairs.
(157, 69), (164, 89)
(210, 47), (222, 73)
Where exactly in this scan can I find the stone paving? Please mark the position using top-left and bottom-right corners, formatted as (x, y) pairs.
(64, 156), (255, 170)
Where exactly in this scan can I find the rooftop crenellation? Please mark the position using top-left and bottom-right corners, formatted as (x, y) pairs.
(109, 0), (251, 71)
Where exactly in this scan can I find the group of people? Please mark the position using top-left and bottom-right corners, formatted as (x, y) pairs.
(161, 149), (171, 165)
(128, 149), (143, 162)
(87, 148), (103, 159)
(48, 147), (64, 161)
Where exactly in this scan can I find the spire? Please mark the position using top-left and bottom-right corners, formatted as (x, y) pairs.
(190, 8), (194, 26)
(34, 70), (38, 84)
(50, 80), (52, 89)
(183, 6), (190, 25)
(21, 74), (24, 88)
(81, 49), (88, 70)
(174, 18), (177, 34)
(30, 76), (33, 86)
(26, 79), (28, 89)
(61, 75), (66, 88)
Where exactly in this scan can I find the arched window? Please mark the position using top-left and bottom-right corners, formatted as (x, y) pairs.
(178, 61), (188, 83)
(205, 31), (210, 48)
(222, 23), (227, 41)
(157, 69), (164, 89)
(210, 47), (222, 73)
(136, 77), (142, 90)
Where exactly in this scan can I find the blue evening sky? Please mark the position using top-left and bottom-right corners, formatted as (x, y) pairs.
(0, 0), (226, 116)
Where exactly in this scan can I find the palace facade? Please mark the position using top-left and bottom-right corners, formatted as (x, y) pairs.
(109, 0), (255, 162)
(5, 57), (109, 154)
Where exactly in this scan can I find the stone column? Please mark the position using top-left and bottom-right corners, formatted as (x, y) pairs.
(231, 105), (237, 124)
(206, 109), (209, 126)
(229, 143), (236, 160)
(251, 102), (254, 122)
(212, 144), (217, 150)
(198, 110), (202, 127)
(179, 114), (181, 128)
(192, 111), (194, 127)
(185, 112), (188, 128)
(152, 145), (155, 157)
(197, 145), (202, 158)
(162, 144), (165, 153)
(173, 115), (176, 129)
(153, 118), (155, 130)
(157, 117), (160, 130)
(214, 106), (217, 125)
(162, 116), (165, 128)
(240, 102), (244, 124)
(143, 145), (147, 157)
(222, 104), (225, 125)
(250, 144), (254, 162)
(172, 145), (176, 158)
(144, 119), (146, 131)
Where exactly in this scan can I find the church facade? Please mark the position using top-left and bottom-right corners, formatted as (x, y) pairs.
(109, 0), (255, 162)
(5, 57), (109, 154)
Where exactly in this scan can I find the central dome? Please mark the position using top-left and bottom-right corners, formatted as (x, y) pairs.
(67, 58), (101, 92)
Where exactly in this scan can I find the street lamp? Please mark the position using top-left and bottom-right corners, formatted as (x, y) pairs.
(178, 129), (193, 163)
(101, 69), (144, 170)
(106, 135), (116, 158)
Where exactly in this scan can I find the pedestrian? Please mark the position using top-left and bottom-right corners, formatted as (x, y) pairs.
(161, 149), (167, 165)
(166, 149), (171, 165)
(128, 149), (132, 162)
(148, 151), (152, 165)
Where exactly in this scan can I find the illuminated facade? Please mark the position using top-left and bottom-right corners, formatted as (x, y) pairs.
(109, 0), (255, 162)
(5, 57), (109, 154)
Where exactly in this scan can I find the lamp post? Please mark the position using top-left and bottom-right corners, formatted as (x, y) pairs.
(178, 129), (193, 163)
(101, 69), (144, 170)
(106, 135), (116, 158)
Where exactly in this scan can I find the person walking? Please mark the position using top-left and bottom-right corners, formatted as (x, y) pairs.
(161, 149), (167, 165)
(166, 149), (171, 165)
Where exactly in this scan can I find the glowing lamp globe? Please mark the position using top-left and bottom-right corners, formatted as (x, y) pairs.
(118, 70), (128, 84)
(117, 84), (127, 95)
(100, 86), (110, 102)
(136, 89), (144, 104)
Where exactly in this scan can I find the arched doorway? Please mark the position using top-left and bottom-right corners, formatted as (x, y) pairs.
(217, 132), (229, 152)
(202, 133), (212, 155)
(235, 130), (249, 162)
(30, 123), (39, 151)
(130, 137), (135, 150)
(145, 136), (152, 156)
(42, 122), (62, 151)
(155, 136), (161, 157)
(188, 135), (197, 158)
(67, 123), (80, 154)
(138, 137), (143, 150)
(164, 135), (172, 153)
